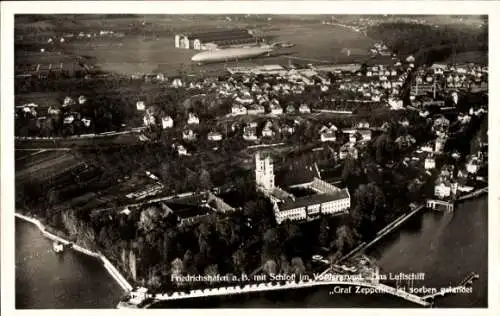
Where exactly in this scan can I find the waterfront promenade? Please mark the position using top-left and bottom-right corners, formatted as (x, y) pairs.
(121, 202), (433, 308)
(15, 213), (133, 292)
(145, 278), (430, 307)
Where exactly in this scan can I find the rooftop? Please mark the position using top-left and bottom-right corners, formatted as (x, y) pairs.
(279, 189), (350, 211)
(173, 206), (212, 220)
(186, 29), (253, 42)
(276, 163), (317, 187)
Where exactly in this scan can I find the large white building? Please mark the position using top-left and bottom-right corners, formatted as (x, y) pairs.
(175, 29), (256, 50)
(255, 153), (350, 224)
(275, 189), (351, 224)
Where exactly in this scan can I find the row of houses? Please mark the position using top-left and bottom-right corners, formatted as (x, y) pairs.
(410, 63), (488, 99)
(231, 102), (312, 116)
(334, 64), (409, 104)
(16, 95), (93, 128)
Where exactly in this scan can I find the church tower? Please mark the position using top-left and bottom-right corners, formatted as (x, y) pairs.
(255, 152), (275, 191)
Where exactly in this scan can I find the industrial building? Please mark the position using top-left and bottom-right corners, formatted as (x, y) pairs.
(175, 29), (257, 50)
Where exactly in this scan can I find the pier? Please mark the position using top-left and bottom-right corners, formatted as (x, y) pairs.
(336, 204), (426, 263)
(426, 199), (454, 212)
(457, 187), (488, 202)
(422, 272), (479, 301)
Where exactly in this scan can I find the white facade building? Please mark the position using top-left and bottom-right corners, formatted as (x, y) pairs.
(136, 101), (146, 111)
(161, 116), (174, 129)
(424, 157), (436, 170)
(435, 137), (446, 153)
(466, 159), (479, 174)
(208, 132), (223, 141)
(299, 104), (311, 113)
(232, 104), (247, 115)
(276, 189), (351, 224)
(434, 182), (451, 198)
(182, 129), (197, 141)
(187, 113), (200, 125)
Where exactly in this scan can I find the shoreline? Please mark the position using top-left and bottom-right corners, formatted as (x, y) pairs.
(15, 212), (133, 293)
(339, 188), (488, 263)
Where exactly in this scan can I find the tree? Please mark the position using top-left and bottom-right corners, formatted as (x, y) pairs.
(334, 225), (356, 255)
(318, 217), (330, 249)
(183, 249), (196, 274)
(159, 162), (171, 183)
(374, 133), (392, 163)
(243, 200), (259, 218)
(278, 254), (291, 274)
(139, 206), (163, 233)
(47, 188), (60, 206)
(232, 249), (247, 273)
(171, 258), (184, 279)
(350, 183), (386, 239)
(204, 264), (219, 284)
(281, 222), (304, 257)
(199, 169), (212, 190)
(197, 221), (213, 258)
(263, 259), (278, 275)
(341, 157), (358, 182)
(262, 228), (280, 261)
(290, 257), (306, 275)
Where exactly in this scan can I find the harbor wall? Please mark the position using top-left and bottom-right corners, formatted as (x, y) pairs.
(15, 212), (133, 292)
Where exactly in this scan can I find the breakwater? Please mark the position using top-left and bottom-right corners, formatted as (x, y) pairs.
(457, 187), (488, 202)
(14, 212), (133, 292)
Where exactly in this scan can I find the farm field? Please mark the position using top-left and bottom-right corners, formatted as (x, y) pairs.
(15, 150), (82, 183)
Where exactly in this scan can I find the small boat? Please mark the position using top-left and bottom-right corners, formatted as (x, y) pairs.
(53, 241), (64, 253)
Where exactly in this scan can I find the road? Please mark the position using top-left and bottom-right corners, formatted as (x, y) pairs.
(15, 133), (141, 150)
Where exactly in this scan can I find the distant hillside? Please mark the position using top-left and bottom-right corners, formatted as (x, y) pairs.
(367, 22), (488, 64)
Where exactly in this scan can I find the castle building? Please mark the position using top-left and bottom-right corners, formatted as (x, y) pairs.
(254, 153), (350, 224)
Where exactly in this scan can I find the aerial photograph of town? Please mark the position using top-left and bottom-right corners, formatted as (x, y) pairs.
(11, 11), (488, 309)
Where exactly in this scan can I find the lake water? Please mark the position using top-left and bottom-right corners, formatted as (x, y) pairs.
(15, 196), (487, 308)
(15, 219), (124, 309)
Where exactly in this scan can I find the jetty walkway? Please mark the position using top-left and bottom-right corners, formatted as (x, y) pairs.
(457, 187), (488, 202)
(336, 204), (426, 264)
(422, 272), (479, 301)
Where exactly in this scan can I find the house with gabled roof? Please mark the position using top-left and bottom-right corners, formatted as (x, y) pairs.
(299, 103), (311, 114)
(182, 128), (197, 141)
